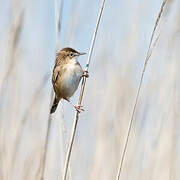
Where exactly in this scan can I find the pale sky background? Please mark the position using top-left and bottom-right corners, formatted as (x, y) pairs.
(1, 0), (180, 180)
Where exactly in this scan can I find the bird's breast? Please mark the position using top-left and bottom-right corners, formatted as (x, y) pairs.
(60, 62), (83, 98)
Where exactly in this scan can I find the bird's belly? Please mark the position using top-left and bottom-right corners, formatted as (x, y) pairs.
(60, 66), (83, 98)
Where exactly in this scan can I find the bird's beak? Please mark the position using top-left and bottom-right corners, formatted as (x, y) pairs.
(78, 52), (86, 56)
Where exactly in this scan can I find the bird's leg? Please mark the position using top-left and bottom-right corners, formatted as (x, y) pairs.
(81, 70), (89, 78)
(64, 98), (84, 113)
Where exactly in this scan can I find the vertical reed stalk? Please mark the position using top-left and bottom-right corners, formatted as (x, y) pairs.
(116, 0), (168, 179)
(61, 0), (106, 179)
(39, 0), (64, 179)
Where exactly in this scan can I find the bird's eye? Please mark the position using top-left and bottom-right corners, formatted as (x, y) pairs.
(70, 52), (74, 57)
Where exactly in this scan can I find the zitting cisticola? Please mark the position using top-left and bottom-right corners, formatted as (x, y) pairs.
(50, 47), (88, 114)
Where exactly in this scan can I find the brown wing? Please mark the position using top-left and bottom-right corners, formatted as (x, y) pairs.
(52, 64), (66, 95)
(52, 67), (59, 87)
(52, 53), (62, 85)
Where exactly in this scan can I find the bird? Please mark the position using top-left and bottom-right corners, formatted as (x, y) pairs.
(50, 47), (88, 114)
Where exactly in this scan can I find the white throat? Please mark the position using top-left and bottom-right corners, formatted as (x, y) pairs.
(70, 56), (78, 64)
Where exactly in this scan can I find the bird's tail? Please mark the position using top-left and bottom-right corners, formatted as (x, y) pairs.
(50, 97), (60, 114)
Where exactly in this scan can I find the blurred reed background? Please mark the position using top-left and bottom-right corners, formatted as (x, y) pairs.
(0, 0), (180, 180)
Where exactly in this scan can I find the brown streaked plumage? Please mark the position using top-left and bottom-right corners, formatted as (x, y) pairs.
(50, 47), (88, 114)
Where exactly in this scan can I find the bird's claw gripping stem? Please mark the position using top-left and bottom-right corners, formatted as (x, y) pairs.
(82, 70), (89, 78)
(74, 105), (84, 113)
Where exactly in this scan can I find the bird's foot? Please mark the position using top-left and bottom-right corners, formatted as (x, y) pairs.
(74, 105), (84, 113)
(82, 70), (89, 78)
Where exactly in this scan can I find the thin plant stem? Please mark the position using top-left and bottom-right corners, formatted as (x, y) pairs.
(38, 0), (64, 179)
(40, 110), (53, 180)
(61, 0), (106, 180)
(116, 0), (168, 180)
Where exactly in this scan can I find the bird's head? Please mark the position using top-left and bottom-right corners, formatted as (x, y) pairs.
(57, 47), (86, 62)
